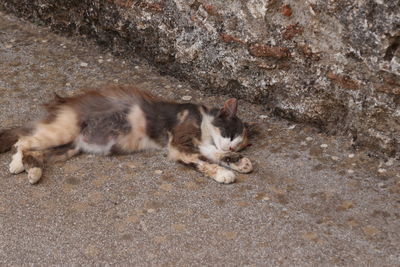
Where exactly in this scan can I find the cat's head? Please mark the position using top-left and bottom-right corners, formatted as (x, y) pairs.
(210, 98), (248, 152)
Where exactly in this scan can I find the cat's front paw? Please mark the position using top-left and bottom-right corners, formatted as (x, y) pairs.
(234, 157), (253, 173)
(214, 168), (236, 184)
(221, 153), (253, 173)
(9, 152), (25, 174)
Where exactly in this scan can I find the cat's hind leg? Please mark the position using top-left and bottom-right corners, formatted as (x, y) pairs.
(10, 106), (80, 174)
(22, 152), (44, 184)
(22, 144), (80, 184)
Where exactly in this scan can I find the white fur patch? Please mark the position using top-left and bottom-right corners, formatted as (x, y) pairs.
(200, 114), (230, 151)
(200, 113), (216, 144)
(216, 136), (231, 152)
(76, 135), (116, 155)
(230, 135), (244, 151)
(9, 150), (24, 174)
(214, 168), (236, 184)
(199, 144), (221, 162)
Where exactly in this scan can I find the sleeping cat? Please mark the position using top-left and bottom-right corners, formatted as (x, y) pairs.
(0, 84), (253, 184)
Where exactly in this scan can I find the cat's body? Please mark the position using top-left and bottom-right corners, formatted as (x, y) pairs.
(1, 84), (252, 184)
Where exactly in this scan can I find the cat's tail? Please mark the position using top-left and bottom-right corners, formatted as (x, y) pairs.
(0, 127), (29, 153)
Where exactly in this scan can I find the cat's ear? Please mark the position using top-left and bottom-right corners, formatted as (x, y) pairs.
(219, 98), (238, 119)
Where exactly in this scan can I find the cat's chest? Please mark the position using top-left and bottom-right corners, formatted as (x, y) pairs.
(200, 116), (219, 145)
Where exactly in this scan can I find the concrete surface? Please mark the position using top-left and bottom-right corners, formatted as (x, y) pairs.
(1, 0), (400, 158)
(0, 13), (399, 266)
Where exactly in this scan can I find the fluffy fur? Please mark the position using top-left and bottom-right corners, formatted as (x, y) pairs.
(1, 84), (253, 184)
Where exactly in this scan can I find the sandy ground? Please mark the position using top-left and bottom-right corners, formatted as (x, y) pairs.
(0, 12), (399, 266)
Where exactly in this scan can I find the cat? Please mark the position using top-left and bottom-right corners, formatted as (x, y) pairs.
(0, 84), (253, 184)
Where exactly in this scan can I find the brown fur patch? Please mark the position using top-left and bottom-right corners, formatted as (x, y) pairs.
(221, 152), (243, 163)
(45, 144), (80, 163)
(22, 154), (44, 169)
(43, 84), (157, 125)
(170, 119), (201, 154)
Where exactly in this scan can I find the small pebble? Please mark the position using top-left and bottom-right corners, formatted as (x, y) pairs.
(113, 79), (119, 83)
(107, 58), (112, 62)
(10, 39), (16, 43)
(347, 169), (354, 174)
(155, 170), (163, 175)
(182, 95), (192, 101)
(177, 84), (183, 88)
(98, 59), (104, 63)
(348, 154), (355, 158)
(262, 196), (270, 201)
(259, 115), (268, 120)
(5, 44), (13, 49)
(305, 137), (313, 142)
(320, 144), (328, 148)
(309, 5), (317, 16)
(331, 156), (339, 161)
(385, 159), (394, 166)
(288, 125), (296, 130)
(147, 209), (155, 213)
(300, 141), (307, 146)
(80, 62), (88, 67)
(126, 163), (136, 169)
(134, 65), (139, 69)
(41, 39), (48, 43)
(378, 168), (386, 173)
(378, 182), (385, 188)
(65, 82), (71, 87)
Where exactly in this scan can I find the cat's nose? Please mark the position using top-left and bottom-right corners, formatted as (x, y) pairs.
(229, 147), (234, 151)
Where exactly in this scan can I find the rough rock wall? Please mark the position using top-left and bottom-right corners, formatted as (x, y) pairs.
(1, 0), (399, 157)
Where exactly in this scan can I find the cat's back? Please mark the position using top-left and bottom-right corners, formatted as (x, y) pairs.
(97, 84), (156, 103)
(47, 84), (157, 117)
